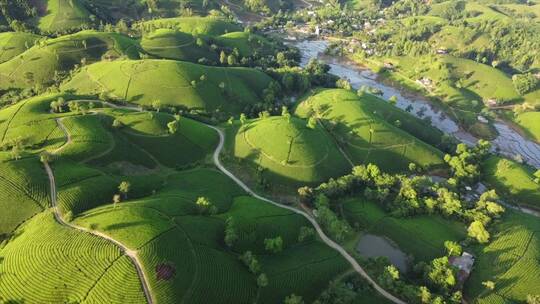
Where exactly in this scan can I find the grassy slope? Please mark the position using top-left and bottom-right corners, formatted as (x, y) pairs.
(139, 16), (242, 36)
(34, 0), (95, 33)
(0, 30), (140, 90)
(343, 198), (466, 262)
(482, 156), (540, 210)
(514, 111), (540, 142)
(0, 211), (146, 303)
(228, 116), (351, 185)
(295, 89), (445, 172)
(72, 169), (350, 304)
(141, 28), (218, 62)
(0, 158), (50, 236)
(0, 32), (42, 64)
(466, 210), (540, 304)
(62, 59), (272, 113)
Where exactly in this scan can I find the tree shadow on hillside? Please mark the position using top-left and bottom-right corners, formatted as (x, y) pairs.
(104, 220), (155, 231)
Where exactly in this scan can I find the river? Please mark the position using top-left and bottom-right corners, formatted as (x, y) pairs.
(291, 40), (540, 169)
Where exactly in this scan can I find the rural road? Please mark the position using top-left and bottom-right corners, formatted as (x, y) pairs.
(43, 117), (154, 304)
(206, 125), (407, 304)
(44, 100), (404, 304)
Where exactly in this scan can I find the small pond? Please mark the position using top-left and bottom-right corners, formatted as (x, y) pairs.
(356, 234), (408, 272)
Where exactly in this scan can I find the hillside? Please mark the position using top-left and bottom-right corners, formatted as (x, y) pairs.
(0, 31), (140, 90)
(227, 116), (351, 186)
(62, 59), (273, 113)
(0, 2), (539, 304)
(0, 32), (42, 64)
(295, 89), (445, 172)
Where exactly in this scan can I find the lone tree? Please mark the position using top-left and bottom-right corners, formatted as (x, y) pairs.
(152, 100), (162, 112)
(118, 181), (131, 200)
(112, 119), (123, 128)
(284, 294), (304, 304)
(482, 281), (495, 290)
(167, 120), (179, 134)
(240, 113), (247, 125)
(220, 51), (227, 65)
(264, 236), (283, 254)
(257, 273), (268, 287)
(444, 241), (462, 257)
(196, 197), (217, 215)
(307, 117), (317, 129)
(468, 220), (490, 243)
(40, 151), (52, 163)
(113, 194), (121, 208)
(389, 95), (398, 106)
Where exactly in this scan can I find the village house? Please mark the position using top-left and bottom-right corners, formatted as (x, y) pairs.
(449, 252), (475, 287)
(436, 48), (448, 55)
(477, 115), (489, 124)
(416, 77), (434, 89)
(486, 98), (498, 107)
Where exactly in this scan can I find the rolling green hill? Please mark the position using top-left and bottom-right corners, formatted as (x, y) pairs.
(0, 31), (140, 90)
(466, 211), (540, 304)
(141, 28), (218, 62)
(514, 111), (540, 143)
(0, 211), (146, 303)
(295, 89), (445, 172)
(70, 169), (350, 304)
(482, 156), (540, 210)
(33, 0), (96, 33)
(137, 16), (242, 36)
(227, 116), (351, 186)
(0, 32), (42, 64)
(62, 59), (273, 113)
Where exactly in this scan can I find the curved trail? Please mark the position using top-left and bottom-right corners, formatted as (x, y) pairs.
(206, 125), (406, 304)
(47, 100), (404, 303)
(43, 116), (154, 304)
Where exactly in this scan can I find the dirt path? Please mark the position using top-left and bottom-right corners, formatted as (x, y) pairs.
(44, 115), (154, 304)
(206, 125), (406, 304)
(47, 100), (404, 303)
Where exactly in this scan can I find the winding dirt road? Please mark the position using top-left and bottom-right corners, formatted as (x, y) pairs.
(44, 101), (404, 304)
(206, 125), (406, 304)
(43, 117), (154, 304)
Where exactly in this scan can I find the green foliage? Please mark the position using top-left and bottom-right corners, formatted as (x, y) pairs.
(264, 236), (283, 253)
(512, 73), (539, 96)
(426, 256), (456, 293)
(467, 220), (490, 243)
(295, 89), (445, 172)
(444, 241), (462, 257)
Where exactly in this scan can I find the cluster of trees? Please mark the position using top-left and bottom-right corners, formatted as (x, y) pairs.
(443, 140), (490, 187)
(113, 181), (131, 208)
(195, 196), (217, 215)
(1, 136), (25, 160)
(0, 88), (37, 109)
(239, 251), (268, 287)
(50, 98), (94, 115)
(299, 142), (503, 243)
(0, 0), (37, 32)
(224, 216), (238, 247)
(512, 73), (539, 95)
(361, 239), (467, 303)
(314, 194), (351, 241)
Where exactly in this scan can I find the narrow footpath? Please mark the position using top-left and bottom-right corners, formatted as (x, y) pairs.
(43, 117), (154, 304)
(206, 125), (407, 304)
(46, 101), (405, 304)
